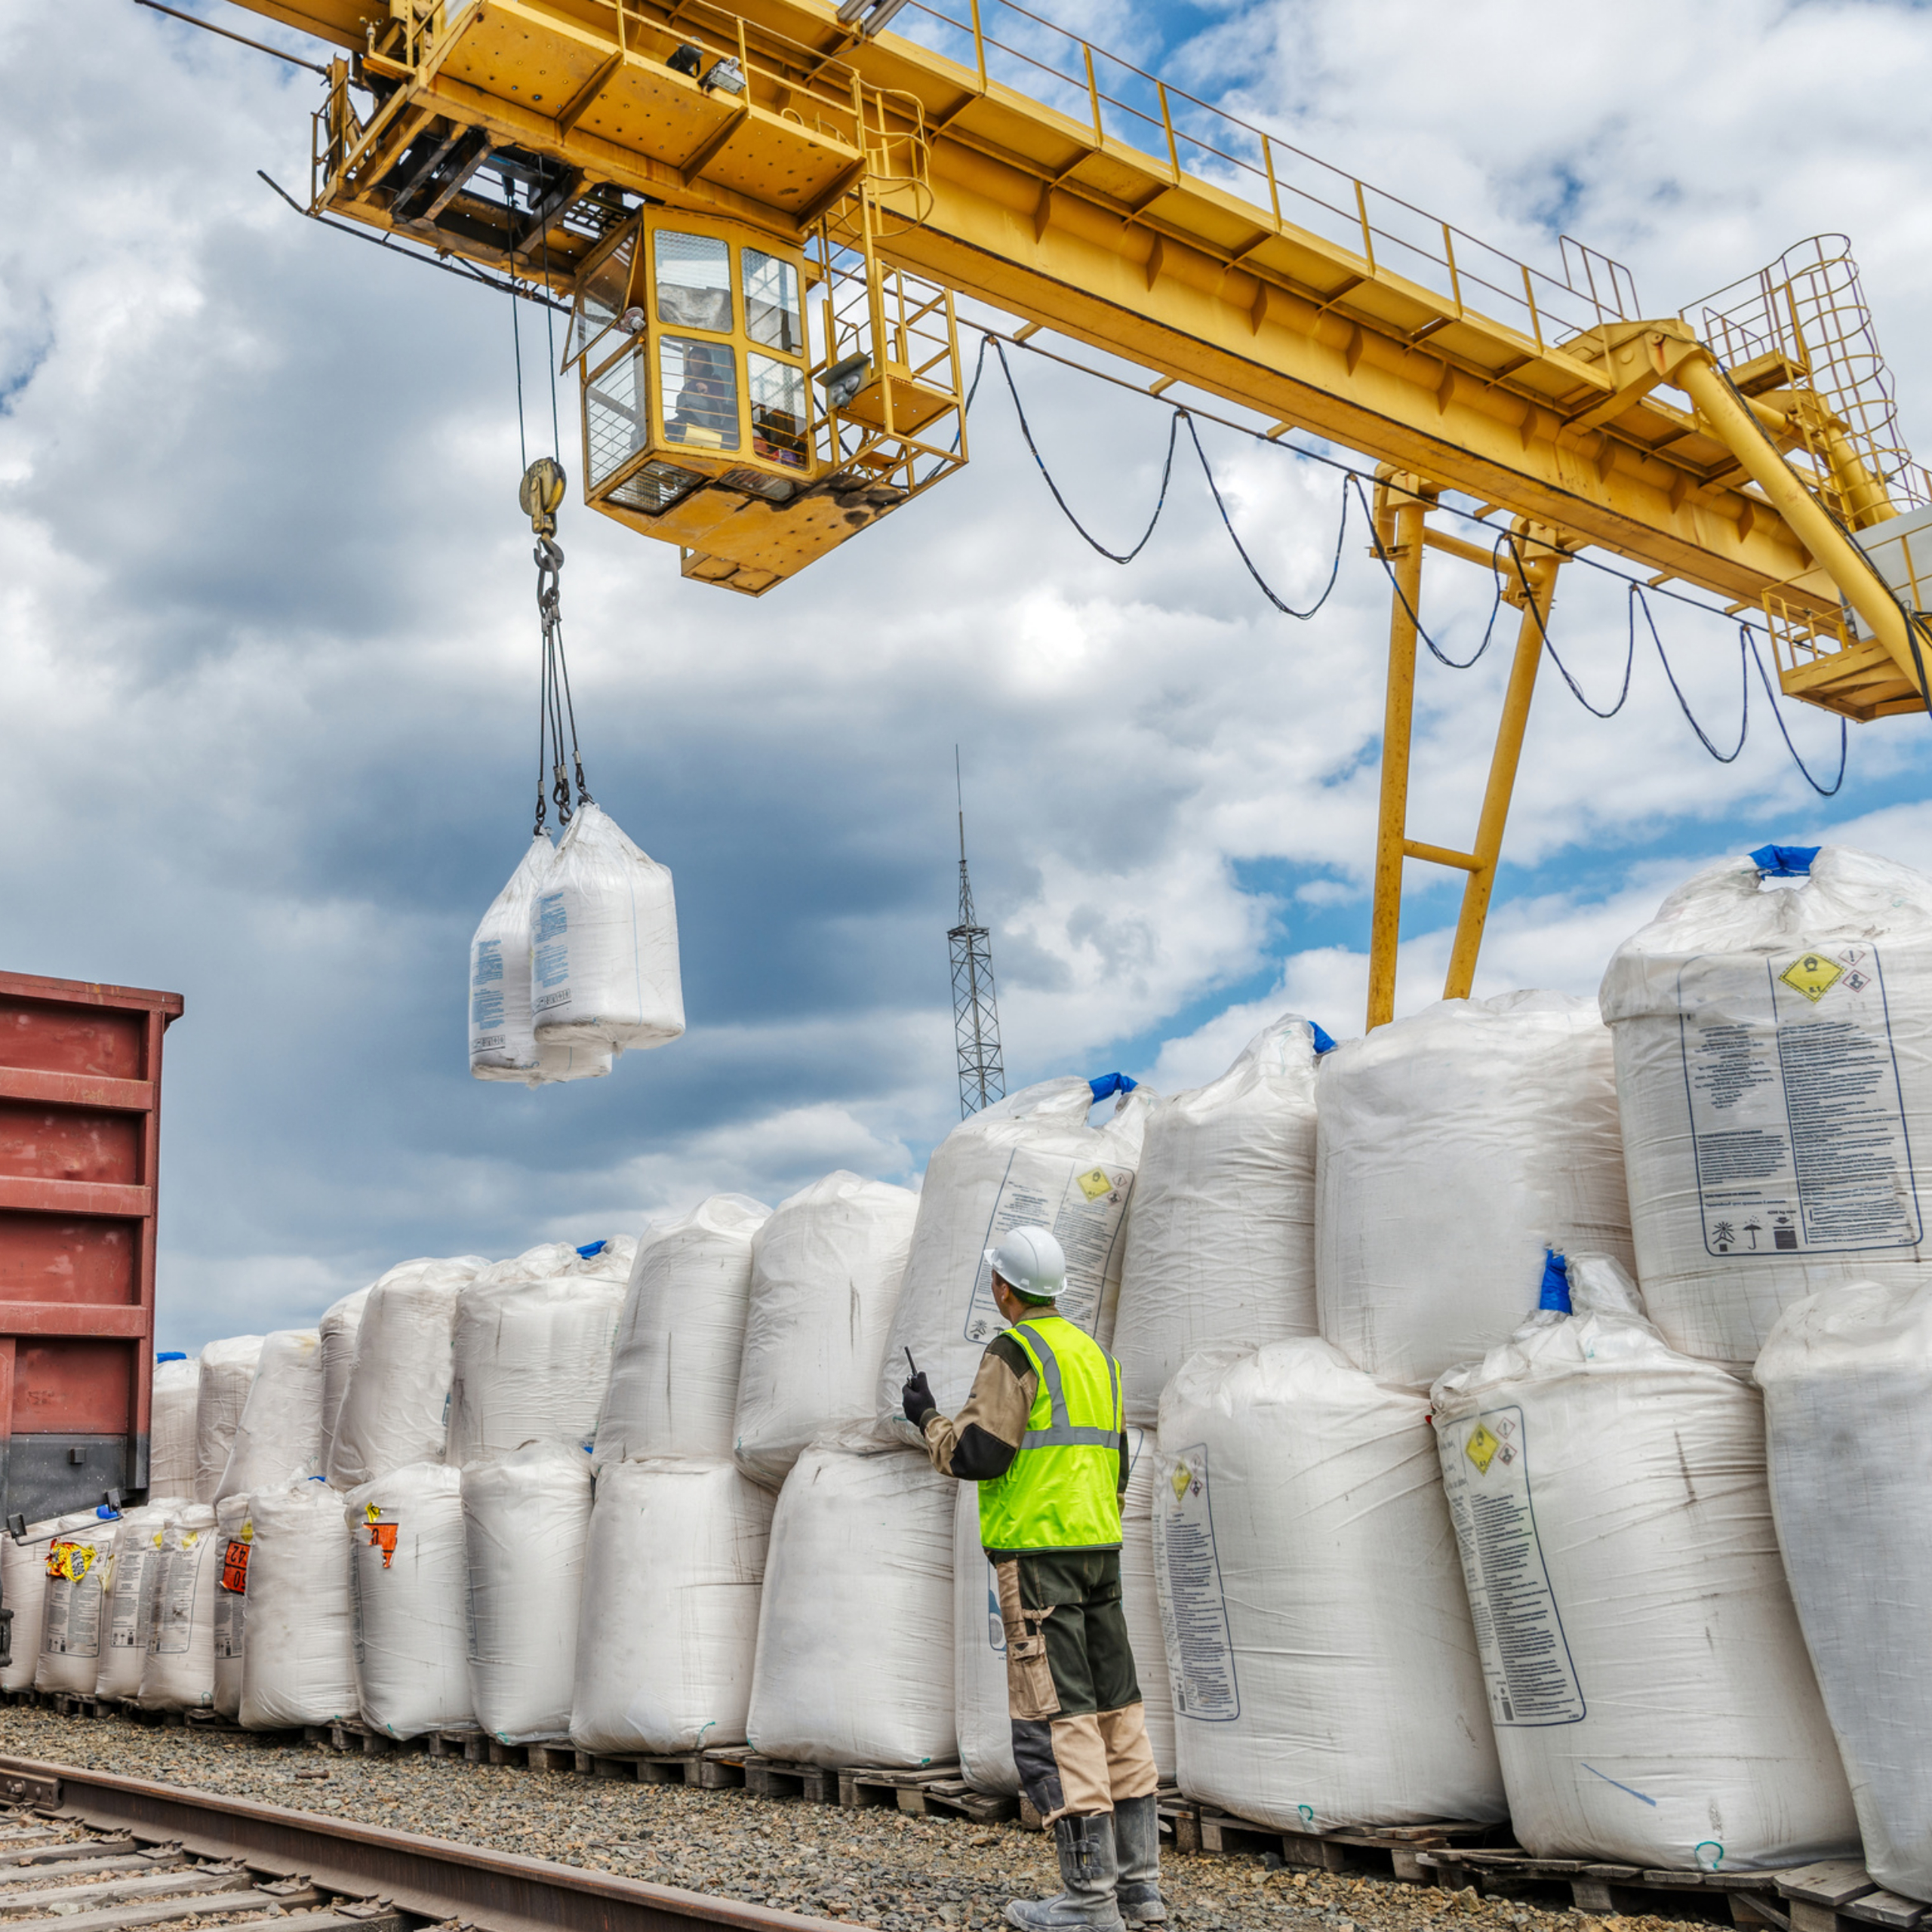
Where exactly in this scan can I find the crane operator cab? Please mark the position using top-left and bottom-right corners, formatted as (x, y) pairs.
(567, 207), (964, 596)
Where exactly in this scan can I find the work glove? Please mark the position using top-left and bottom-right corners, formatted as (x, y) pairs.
(902, 1371), (935, 1429)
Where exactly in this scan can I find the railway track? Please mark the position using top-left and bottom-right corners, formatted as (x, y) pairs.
(0, 1757), (840, 1932)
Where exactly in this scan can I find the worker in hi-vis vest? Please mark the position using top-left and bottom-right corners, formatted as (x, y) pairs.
(903, 1226), (1160, 1932)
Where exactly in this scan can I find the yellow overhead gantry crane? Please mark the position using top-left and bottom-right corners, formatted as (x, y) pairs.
(214, 0), (1932, 1025)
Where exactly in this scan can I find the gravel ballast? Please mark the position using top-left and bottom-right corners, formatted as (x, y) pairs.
(0, 1707), (1701, 1932)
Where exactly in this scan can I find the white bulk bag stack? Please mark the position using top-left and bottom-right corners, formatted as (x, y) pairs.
(212, 1494), (251, 1720)
(35, 1513), (118, 1694)
(529, 803), (685, 1066)
(1155, 1340), (1505, 1829)
(471, 833), (555, 1083)
(1315, 992), (1632, 1386)
(318, 1287), (371, 1475)
(597, 1196), (771, 1463)
(150, 1355), (199, 1497)
(571, 1457), (775, 1753)
(2, 1511), (104, 1694)
(463, 1443), (593, 1743)
(345, 1463), (473, 1739)
(1114, 1016), (1323, 1424)
(734, 1172), (919, 1487)
(217, 1328), (324, 1500)
(94, 1502), (184, 1701)
(328, 1257), (485, 1488)
(138, 1505), (220, 1711)
(746, 1430), (955, 1769)
(1601, 845), (1932, 1365)
(194, 1336), (265, 1503)
(1432, 1258), (1857, 1869)
(447, 1272), (626, 1466)
(1756, 1278), (1932, 1900)
(238, 1480), (356, 1729)
(878, 1076), (1149, 1444)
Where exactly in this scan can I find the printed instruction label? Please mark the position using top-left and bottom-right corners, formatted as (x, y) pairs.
(960, 1152), (1135, 1342)
(42, 1568), (103, 1660)
(471, 939), (506, 1040)
(109, 1547), (157, 1651)
(1678, 947), (1921, 1257)
(211, 1582), (248, 1663)
(152, 1534), (208, 1657)
(1438, 1404), (1584, 1727)
(531, 893), (571, 1011)
(1154, 1445), (1239, 1721)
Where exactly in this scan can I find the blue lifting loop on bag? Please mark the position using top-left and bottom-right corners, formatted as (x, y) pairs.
(1750, 844), (1819, 878)
(1088, 1072), (1138, 1102)
(1311, 1023), (1338, 1055)
(1539, 1249), (1572, 1315)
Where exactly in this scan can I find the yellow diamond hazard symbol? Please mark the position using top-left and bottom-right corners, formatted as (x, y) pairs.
(1171, 1463), (1193, 1500)
(1780, 954), (1844, 1004)
(1466, 1424), (1501, 1474)
(1077, 1168), (1112, 1201)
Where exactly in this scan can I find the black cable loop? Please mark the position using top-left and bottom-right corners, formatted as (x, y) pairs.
(1351, 474), (1505, 669)
(1743, 627), (1848, 795)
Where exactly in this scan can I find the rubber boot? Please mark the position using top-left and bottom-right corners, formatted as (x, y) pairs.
(1111, 1795), (1166, 1924)
(1005, 1814), (1125, 1932)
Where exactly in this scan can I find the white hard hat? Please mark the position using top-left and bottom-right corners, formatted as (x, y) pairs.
(985, 1226), (1067, 1303)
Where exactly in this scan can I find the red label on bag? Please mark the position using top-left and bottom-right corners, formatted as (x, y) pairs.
(219, 1540), (250, 1594)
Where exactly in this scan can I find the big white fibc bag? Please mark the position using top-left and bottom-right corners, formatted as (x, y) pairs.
(1756, 1279), (1932, 1900)
(150, 1354), (199, 1498)
(571, 1457), (775, 1753)
(1114, 1016), (1324, 1425)
(217, 1329), (324, 1501)
(746, 1429), (955, 1769)
(734, 1173), (919, 1488)
(238, 1480), (356, 1729)
(471, 833), (555, 1083)
(328, 1257), (487, 1489)
(952, 1425), (1177, 1797)
(529, 803), (685, 1064)
(1600, 844), (1932, 1365)
(463, 1442), (593, 1743)
(194, 1336), (265, 1503)
(212, 1494), (251, 1721)
(318, 1287), (371, 1476)
(94, 1501), (186, 1701)
(1432, 1257), (1857, 1869)
(345, 1463), (472, 1739)
(1315, 992), (1632, 1387)
(447, 1271), (626, 1466)
(878, 1075), (1149, 1444)
(35, 1511), (120, 1694)
(1155, 1340), (1505, 1830)
(3, 1511), (106, 1694)
(596, 1197), (771, 1464)
(138, 1505), (220, 1711)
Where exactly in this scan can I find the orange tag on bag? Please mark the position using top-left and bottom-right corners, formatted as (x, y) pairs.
(367, 1523), (398, 1570)
(220, 1540), (251, 1595)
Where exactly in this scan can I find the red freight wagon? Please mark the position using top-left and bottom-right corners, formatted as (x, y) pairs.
(0, 971), (183, 1523)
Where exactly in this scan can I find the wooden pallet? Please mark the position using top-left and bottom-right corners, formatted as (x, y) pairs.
(1196, 1811), (1500, 1883)
(568, 1747), (747, 1789)
(1419, 1846), (1814, 1921)
(1777, 1858), (1930, 1932)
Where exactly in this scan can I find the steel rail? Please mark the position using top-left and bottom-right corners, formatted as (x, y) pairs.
(0, 1756), (844, 1932)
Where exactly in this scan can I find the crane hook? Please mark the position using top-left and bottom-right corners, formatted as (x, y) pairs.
(518, 455), (568, 538)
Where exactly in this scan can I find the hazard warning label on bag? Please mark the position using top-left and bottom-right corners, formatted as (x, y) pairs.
(1153, 1446), (1240, 1722)
(1439, 1404), (1584, 1728)
(1677, 946), (1921, 1257)
(961, 1153), (1134, 1343)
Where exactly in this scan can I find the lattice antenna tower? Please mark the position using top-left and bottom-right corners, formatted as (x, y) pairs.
(949, 749), (1006, 1119)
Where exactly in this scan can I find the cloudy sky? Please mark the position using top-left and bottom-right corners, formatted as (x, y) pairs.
(5, 0), (1931, 1348)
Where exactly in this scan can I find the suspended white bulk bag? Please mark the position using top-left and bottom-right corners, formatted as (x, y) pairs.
(596, 1196), (771, 1464)
(878, 1076), (1150, 1444)
(1600, 845), (1932, 1366)
(150, 1355), (199, 1497)
(4, 1511), (109, 1694)
(344, 1463), (472, 1739)
(318, 1288), (371, 1477)
(1115, 1016), (1324, 1425)
(1432, 1257), (1857, 1869)
(138, 1505), (220, 1711)
(217, 1328), (324, 1501)
(734, 1172), (919, 1487)
(529, 803), (685, 1063)
(463, 1443), (593, 1743)
(1155, 1340), (1505, 1829)
(746, 1430), (955, 1769)
(194, 1336), (264, 1503)
(571, 1457), (774, 1753)
(1757, 1278), (1932, 1900)
(1315, 992), (1631, 1387)
(471, 832), (554, 1083)
(238, 1480), (356, 1729)
(328, 1257), (485, 1489)
(94, 1502), (185, 1700)
(448, 1272), (627, 1466)
(35, 1512), (120, 1694)
(211, 1494), (251, 1721)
